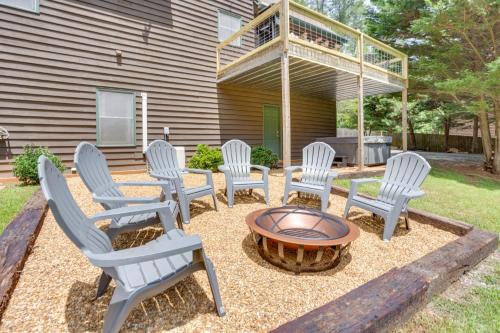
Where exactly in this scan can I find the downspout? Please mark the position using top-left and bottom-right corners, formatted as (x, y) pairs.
(141, 92), (148, 152)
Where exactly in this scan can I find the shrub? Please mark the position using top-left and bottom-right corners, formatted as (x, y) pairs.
(188, 144), (223, 172)
(13, 145), (65, 185)
(251, 146), (279, 168)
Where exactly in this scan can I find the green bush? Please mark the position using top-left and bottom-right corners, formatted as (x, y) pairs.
(13, 145), (65, 185)
(188, 144), (223, 172)
(251, 146), (279, 168)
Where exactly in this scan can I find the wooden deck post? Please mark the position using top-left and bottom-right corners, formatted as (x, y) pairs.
(402, 55), (409, 151)
(357, 33), (365, 170)
(281, 0), (291, 168)
(402, 87), (408, 151)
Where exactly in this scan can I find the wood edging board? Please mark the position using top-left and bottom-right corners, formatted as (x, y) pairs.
(0, 189), (48, 321)
(269, 185), (498, 332)
(271, 228), (497, 333)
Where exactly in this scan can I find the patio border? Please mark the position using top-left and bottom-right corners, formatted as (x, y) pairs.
(0, 189), (47, 320)
(270, 186), (498, 333)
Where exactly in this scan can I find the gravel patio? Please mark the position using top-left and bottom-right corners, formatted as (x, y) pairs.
(0, 171), (458, 332)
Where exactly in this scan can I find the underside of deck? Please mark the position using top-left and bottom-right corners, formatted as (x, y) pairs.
(217, 50), (405, 101)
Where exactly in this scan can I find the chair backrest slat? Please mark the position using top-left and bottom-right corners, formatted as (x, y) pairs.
(378, 152), (431, 205)
(221, 139), (251, 181)
(145, 140), (183, 184)
(38, 156), (112, 255)
(301, 142), (335, 186)
(75, 142), (125, 210)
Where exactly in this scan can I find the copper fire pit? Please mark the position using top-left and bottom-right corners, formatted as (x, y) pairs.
(246, 206), (360, 273)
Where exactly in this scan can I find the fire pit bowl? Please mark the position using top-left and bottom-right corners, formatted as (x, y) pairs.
(246, 206), (360, 273)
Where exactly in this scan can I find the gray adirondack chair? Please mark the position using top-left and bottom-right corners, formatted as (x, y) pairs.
(343, 152), (431, 241)
(38, 156), (225, 333)
(219, 139), (270, 207)
(75, 142), (180, 238)
(145, 140), (218, 225)
(283, 142), (337, 212)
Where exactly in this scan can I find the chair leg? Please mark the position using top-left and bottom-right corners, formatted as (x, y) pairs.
(343, 203), (351, 218)
(103, 288), (134, 333)
(383, 213), (400, 241)
(211, 191), (219, 212)
(264, 186), (270, 206)
(320, 192), (329, 212)
(95, 272), (112, 299)
(203, 255), (226, 317)
(179, 200), (191, 224)
(227, 188), (235, 208)
(404, 214), (410, 230)
(106, 227), (120, 241)
(282, 185), (291, 206)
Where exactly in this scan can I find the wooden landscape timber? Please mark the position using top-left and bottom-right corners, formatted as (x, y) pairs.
(272, 187), (498, 332)
(0, 190), (47, 319)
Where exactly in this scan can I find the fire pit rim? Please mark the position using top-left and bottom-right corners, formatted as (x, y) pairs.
(245, 206), (360, 247)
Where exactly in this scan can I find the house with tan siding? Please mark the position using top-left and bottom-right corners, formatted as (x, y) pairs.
(0, 0), (408, 179)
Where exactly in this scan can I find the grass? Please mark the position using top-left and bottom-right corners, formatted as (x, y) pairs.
(334, 166), (500, 234)
(0, 185), (39, 234)
(335, 166), (500, 332)
(400, 263), (500, 333)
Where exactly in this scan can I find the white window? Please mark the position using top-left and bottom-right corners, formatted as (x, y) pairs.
(218, 10), (242, 47)
(96, 89), (136, 147)
(0, 0), (39, 12)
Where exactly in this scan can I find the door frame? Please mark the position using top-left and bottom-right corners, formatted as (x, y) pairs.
(262, 104), (282, 159)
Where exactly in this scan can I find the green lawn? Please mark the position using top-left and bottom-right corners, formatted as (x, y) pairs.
(335, 167), (500, 234)
(0, 185), (39, 234)
(335, 166), (500, 332)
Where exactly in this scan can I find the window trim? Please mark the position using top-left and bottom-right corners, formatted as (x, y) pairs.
(217, 9), (242, 47)
(0, 0), (40, 13)
(96, 88), (137, 148)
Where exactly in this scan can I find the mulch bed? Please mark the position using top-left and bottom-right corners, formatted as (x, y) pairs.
(0, 172), (462, 332)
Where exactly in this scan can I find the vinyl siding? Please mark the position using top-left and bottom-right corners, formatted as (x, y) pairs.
(0, 0), (336, 178)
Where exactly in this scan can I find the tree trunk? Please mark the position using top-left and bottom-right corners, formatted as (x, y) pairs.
(443, 118), (450, 152)
(493, 106), (500, 174)
(478, 109), (493, 171)
(471, 115), (479, 153)
(408, 117), (417, 150)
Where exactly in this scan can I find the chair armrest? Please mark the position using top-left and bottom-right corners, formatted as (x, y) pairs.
(183, 168), (212, 175)
(183, 168), (214, 187)
(400, 190), (425, 200)
(351, 178), (380, 185)
(87, 235), (202, 267)
(392, 190), (426, 213)
(348, 178), (380, 198)
(285, 165), (302, 173)
(88, 201), (175, 224)
(93, 195), (160, 205)
(150, 172), (177, 181)
(328, 170), (338, 179)
(250, 165), (270, 172)
(114, 181), (171, 188)
(218, 165), (229, 172)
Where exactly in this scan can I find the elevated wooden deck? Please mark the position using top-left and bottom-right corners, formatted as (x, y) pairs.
(216, 1), (407, 101)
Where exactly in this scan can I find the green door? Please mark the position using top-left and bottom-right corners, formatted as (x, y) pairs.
(263, 105), (281, 158)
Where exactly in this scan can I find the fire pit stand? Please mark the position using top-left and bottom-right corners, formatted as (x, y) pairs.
(246, 206), (360, 273)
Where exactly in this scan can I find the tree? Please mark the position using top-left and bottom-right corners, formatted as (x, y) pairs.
(367, 0), (499, 172)
(410, 0), (499, 171)
(293, 0), (365, 29)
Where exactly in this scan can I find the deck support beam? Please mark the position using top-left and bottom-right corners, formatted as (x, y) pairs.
(281, 0), (291, 168)
(281, 54), (291, 168)
(402, 86), (408, 151)
(357, 33), (365, 170)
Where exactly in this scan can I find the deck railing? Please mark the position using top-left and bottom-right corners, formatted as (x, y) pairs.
(216, 0), (407, 80)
